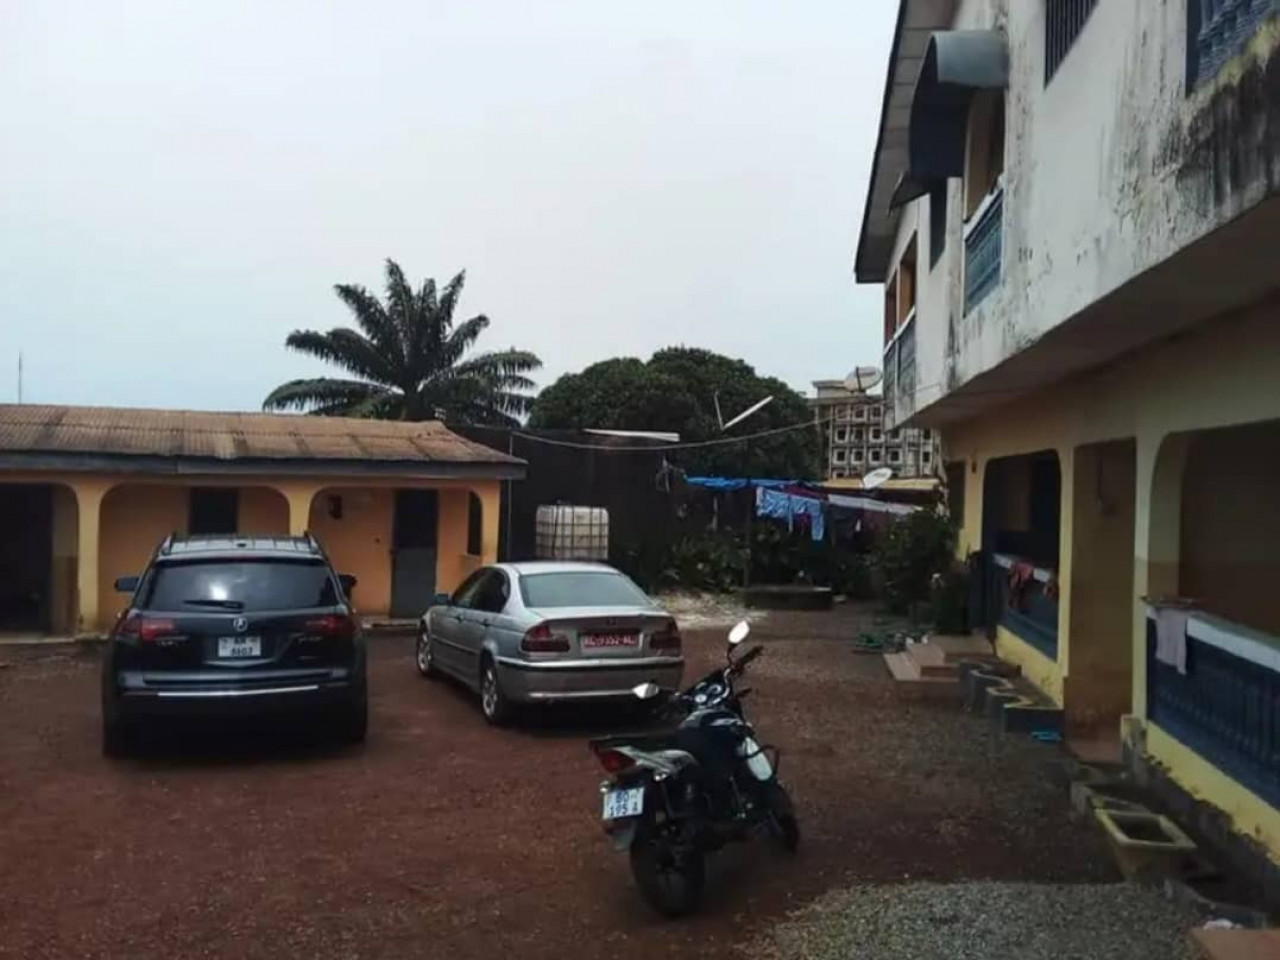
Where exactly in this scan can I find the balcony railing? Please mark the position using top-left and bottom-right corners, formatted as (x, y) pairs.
(1189, 0), (1280, 86)
(964, 187), (1004, 312)
(981, 552), (1059, 659)
(1145, 608), (1280, 807)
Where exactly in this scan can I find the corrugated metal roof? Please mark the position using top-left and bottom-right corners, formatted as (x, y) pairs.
(0, 405), (522, 470)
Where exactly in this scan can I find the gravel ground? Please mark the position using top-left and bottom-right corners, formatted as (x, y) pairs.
(0, 604), (1117, 959)
(749, 881), (1209, 960)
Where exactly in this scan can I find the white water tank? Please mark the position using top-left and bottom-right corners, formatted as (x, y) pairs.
(535, 505), (609, 561)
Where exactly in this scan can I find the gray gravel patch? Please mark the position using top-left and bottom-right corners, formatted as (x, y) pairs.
(746, 881), (1209, 960)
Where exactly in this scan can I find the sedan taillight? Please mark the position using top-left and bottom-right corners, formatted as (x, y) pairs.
(521, 623), (570, 653)
(650, 619), (682, 654)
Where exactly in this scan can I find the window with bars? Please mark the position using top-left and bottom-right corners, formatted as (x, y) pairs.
(1045, 0), (1099, 83)
(1188, 0), (1280, 88)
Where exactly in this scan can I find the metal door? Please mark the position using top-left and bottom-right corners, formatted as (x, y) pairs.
(391, 490), (439, 619)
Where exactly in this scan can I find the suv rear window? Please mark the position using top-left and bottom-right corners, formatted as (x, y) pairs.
(142, 560), (339, 612)
(519, 571), (651, 609)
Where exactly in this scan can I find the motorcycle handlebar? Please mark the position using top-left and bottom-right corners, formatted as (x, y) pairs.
(734, 644), (764, 669)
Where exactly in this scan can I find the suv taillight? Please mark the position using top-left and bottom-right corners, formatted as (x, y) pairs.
(116, 613), (179, 643)
(521, 623), (570, 653)
(650, 619), (681, 654)
(304, 614), (357, 640)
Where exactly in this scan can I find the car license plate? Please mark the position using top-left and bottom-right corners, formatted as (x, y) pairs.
(582, 633), (639, 649)
(217, 636), (262, 658)
(602, 786), (645, 820)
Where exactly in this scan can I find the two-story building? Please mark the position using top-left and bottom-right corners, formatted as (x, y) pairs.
(857, 0), (1280, 886)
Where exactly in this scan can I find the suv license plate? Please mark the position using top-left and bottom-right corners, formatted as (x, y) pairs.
(217, 637), (262, 658)
(602, 787), (645, 820)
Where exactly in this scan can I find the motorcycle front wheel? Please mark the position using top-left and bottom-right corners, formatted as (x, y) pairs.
(764, 782), (801, 853)
(629, 817), (706, 918)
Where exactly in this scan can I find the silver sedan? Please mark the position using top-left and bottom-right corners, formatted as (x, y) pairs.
(415, 561), (684, 723)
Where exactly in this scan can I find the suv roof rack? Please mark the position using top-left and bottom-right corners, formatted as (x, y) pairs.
(157, 533), (323, 558)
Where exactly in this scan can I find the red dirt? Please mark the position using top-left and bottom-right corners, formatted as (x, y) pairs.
(0, 608), (1113, 959)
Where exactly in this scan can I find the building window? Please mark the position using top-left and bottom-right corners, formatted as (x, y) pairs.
(888, 449), (902, 465)
(835, 405), (849, 421)
(832, 469), (848, 479)
(869, 449), (883, 465)
(870, 405), (882, 421)
(833, 449), (848, 464)
(929, 182), (947, 269)
(853, 428), (865, 442)
(853, 406), (866, 422)
(898, 236), (917, 326)
(851, 449), (864, 464)
(884, 269), (899, 346)
(921, 429), (932, 441)
(964, 91), (1006, 312)
(870, 428), (883, 442)
(1045, 0), (1098, 84)
(1187, 0), (1279, 88)
(888, 428), (900, 441)
(189, 488), (238, 535)
(835, 428), (848, 443)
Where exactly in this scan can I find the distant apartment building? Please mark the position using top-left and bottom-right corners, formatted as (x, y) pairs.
(856, 0), (1280, 895)
(810, 380), (939, 480)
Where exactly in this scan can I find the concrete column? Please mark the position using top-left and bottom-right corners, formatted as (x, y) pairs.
(479, 481), (501, 563)
(1131, 431), (1191, 717)
(72, 479), (111, 634)
(1055, 445), (1075, 673)
(276, 483), (322, 537)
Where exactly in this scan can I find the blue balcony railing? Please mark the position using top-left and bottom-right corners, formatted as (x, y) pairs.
(964, 189), (1003, 312)
(1188, 0), (1280, 87)
(1146, 612), (1280, 807)
(983, 552), (1059, 660)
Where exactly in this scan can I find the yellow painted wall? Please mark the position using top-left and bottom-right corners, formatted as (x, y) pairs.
(1180, 425), (1280, 635)
(942, 295), (1280, 860)
(0, 470), (506, 631)
(238, 487), (290, 535)
(995, 628), (1065, 705)
(1147, 724), (1280, 861)
(308, 487), (394, 616)
(97, 484), (189, 627)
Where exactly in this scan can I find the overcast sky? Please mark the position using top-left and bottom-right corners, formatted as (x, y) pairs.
(1, 1), (894, 411)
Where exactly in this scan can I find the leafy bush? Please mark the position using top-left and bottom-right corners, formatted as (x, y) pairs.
(871, 509), (957, 616)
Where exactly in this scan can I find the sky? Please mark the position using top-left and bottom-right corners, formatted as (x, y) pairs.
(0, 1), (895, 411)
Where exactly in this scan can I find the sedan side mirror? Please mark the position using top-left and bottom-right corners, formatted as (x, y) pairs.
(430, 592), (452, 608)
(338, 574), (358, 595)
(114, 575), (140, 594)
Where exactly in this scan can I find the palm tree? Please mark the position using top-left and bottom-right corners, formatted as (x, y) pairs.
(263, 260), (541, 425)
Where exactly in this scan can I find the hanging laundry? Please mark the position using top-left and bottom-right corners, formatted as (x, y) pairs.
(1154, 607), (1190, 675)
(756, 488), (826, 542)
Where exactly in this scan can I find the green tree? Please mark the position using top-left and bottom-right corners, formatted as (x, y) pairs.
(529, 347), (820, 478)
(263, 259), (541, 424)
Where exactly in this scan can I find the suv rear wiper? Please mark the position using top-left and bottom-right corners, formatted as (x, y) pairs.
(182, 598), (246, 610)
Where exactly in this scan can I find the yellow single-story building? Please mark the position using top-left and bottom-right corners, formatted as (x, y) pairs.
(0, 404), (524, 635)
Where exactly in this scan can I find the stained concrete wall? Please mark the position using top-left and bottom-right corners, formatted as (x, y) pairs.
(882, 0), (1280, 423)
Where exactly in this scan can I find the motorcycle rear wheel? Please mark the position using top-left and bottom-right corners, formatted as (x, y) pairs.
(629, 818), (706, 918)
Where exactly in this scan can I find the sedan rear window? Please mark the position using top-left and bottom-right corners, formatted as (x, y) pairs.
(142, 560), (339, 612)
(519, 571), (652, 609)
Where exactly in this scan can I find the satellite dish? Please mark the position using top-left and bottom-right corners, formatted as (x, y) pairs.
(843, 367), (882, 393)
(862, 467), (894, 490)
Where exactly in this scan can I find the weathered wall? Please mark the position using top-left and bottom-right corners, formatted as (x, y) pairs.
(238, 487), (289, 536)
(887, 0), (1280, 421)
(308, 487), (394, 616)
(97, 484), (190, 626)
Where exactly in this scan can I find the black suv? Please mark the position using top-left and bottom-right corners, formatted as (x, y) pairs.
(101, 533), (367, 755)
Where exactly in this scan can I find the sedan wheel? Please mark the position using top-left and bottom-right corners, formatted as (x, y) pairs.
(480, 660), (513, 725)
(415, 628), (438, 678)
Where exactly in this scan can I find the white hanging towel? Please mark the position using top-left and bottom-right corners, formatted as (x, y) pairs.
(1154, 608), (1190, 675)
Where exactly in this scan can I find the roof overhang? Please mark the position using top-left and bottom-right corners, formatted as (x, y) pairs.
(854, 0), (959, 284)
(889, 30), (1009, 208)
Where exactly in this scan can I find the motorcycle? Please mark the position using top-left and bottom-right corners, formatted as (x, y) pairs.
(588, 621), (799, 917)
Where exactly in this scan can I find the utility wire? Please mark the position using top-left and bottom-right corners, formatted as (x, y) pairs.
(512, 416), (831, 453)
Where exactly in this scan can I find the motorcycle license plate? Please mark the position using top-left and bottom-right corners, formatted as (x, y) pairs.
(601, 787), (645, 820)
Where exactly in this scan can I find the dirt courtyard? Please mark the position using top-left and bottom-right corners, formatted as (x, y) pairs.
(0, 607), (1115, 959)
